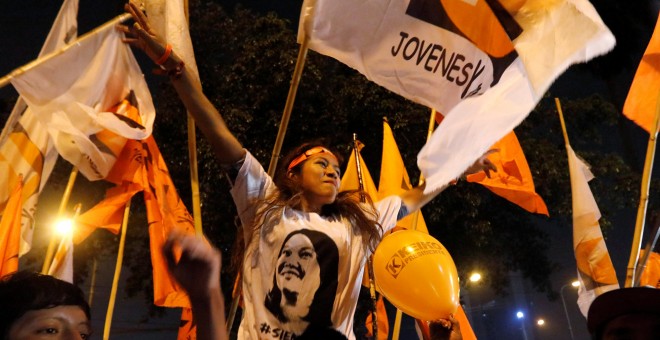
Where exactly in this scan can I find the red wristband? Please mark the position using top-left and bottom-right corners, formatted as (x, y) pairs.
(155, 44), (172, 65)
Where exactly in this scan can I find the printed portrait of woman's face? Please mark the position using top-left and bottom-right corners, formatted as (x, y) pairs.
(276, 233), (321, 321)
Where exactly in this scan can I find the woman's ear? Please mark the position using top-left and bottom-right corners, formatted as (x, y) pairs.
(287, 171), (296, 179)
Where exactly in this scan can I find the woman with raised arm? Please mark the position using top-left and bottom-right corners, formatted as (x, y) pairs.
(120, 2), (496, 339)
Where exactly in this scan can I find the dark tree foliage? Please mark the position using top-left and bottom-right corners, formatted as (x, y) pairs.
(11, 0), (658, 326)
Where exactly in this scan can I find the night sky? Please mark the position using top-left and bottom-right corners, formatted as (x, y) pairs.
(1, 1), (659, 339)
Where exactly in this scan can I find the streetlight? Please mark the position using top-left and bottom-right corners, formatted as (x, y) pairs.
(516, 310), (529, 340)
(462, 271), (483, 332)
(54, 218), (74, 235)
(537, 318), (545, 326)
(560, 280), (580, 340)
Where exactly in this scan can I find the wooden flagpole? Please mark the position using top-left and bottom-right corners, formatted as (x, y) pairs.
(181, 0), (203, 238)
(46, 203), (81, 276)
(266, 38), (310, 176)
(351, 134), (379, 338)
(41, 167), (79, 274)
(103, 199), (132, 340)
(227, 37), (311, 333)
(0, 13), (131, 89)
(392, 108), (437, 340)
(625, 89), (660, 287)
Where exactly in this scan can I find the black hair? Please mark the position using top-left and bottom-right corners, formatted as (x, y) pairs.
(0, 271), (91, 338)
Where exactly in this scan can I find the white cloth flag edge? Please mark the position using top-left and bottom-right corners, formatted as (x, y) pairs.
(418, 0), (615, 193)
(10, 22), (156, 181)
(566, 144), (619, 317)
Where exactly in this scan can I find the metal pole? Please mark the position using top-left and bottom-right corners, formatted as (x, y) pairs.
(560, 284), (576, 340)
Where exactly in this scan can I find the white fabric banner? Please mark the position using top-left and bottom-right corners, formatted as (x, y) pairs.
(10, 23), (155, 181)
(0, 0), (78, 255)
(299, 0), (615, 193)
(145, 0), (200, 81)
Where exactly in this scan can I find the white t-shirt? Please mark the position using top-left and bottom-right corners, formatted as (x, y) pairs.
(231, 151), (401, 340)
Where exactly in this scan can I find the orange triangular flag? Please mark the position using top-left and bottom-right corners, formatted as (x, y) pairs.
(623, 12), (660, 134)
(466, 131), (549, 215)
(339, 141), (379, 200)
(435, 112), (548, 215)
(379, 120), (429, 232)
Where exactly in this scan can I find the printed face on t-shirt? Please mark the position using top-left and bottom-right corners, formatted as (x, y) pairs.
(276, 233), (321, 315)
(264, 229), (339, 335)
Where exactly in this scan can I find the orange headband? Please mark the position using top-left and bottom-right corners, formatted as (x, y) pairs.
(287, 146), (335, 171)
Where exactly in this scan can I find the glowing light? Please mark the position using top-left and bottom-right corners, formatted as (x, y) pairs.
(537, 319), (545, 326)
(516, 311), (524, 319)
(469, 272), (482, 283)
(54, 219), (73, 235)
(571, 280), (580, 287)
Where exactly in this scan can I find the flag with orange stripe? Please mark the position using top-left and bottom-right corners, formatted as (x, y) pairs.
(0, 177), (23, 277)
(622, 12), (660, 134)
(10, 19), (155, 181)
(566, 144), (618, 316)
(300, 0), (615, 193)
(0, 0), (78, 256)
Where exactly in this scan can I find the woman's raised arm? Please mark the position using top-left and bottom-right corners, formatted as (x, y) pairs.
(119, 1), (245, 165)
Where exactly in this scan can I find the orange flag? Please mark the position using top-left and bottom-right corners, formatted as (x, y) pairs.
(466, 131), (548, 215)
(638, 250), (660, 288)
(382, 117), (477, 338)
(75, 103), (195, 308)
(339, 141), (379, 199)
(435, 112), (548, 215)
(365, 296), (389, 340)
(623, 13), (660, 134)
(0, 176), (23, 277)
(378, 119), (428, 233)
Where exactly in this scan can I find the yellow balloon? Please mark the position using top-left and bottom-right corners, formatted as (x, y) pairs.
(372, 229), (459, 320)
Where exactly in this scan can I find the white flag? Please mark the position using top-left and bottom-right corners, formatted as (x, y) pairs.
(299, 0), (615, 193)
(0, 0), (78, 255)
(145, 0), (200, 80)
(566, 144), (618, 316)
(10, 22), (155, 181)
